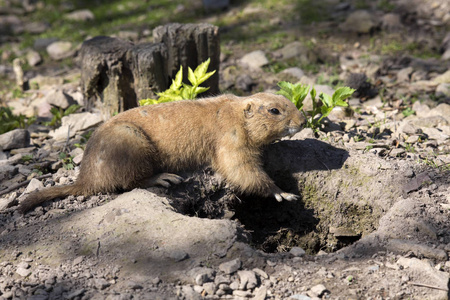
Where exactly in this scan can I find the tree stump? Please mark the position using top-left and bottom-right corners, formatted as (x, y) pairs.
(79, 23), (220, 118)
(153, 23), (220, 96)
(129, 43), (168, 101)
(79, 36), (136, 118)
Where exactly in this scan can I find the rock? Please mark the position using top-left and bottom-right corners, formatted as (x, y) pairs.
(219, 258), (241, 274)
(253, 286), (268, 300)
(203, 0), (230, 11)
(33, 37), (59, 51)
(403, 172), (431, 194)
(181, 285), (201, 300)
(422, 127), (449, 141)
(16, 266), (32, 277)
(405, 135), (420, 143)
(342, 119), (356, 131)
(202, 282), (216, 295)
(435, 83), (450, 97)
(233, 290), (252, 297)
(44, 89), (77, 109)
(73, 256), (84, 266)
(389, 148), (405, 157)
(65, 9), (95, 21)
(240, 50), (269, 69)
(345, 73), (377, 98)
(388, 239), (448, 261)
(398, 122), (421, 135)
(290, 294), (312, 300)
(25, 178), (44, 194)
(125, 281), (143, 290)
(330, 226), (360, 238)
(24, 21), (50, 34)
(412, 101), (430, 118)
(115, 30), (138, 42)
(381, 13), (403, 31)
(26, 50), (42, 67)
(46, 41), (75, 60)
(235, 74), (255, 92)
(0, 192), (18, 210)
(253, 268), (268, 279)
(396, 257), (449, 298)
(65, 289), (85, 299)
(29, 75), (65, 89)
(290, 247), (306, 257)
(237, 270), (258, 289)
(0, 15), (23, 35)
(443, 49), (450, 60)
(273, 41), (308, 61)
(281, 67), (305, 79)
(396, 67), (413, 82)
(409, 116), (449, 128)
(94, 278), (110, 290)
(49, 112), (103, 141)
(339, 10), (375, 34)
(309, 284), (328, 297)
(73, 153), (83, 165)
(428, 103), (450, 122)
(191, 267), (216, 285)
(0, 129), (30, 150)
(433, 69), (450, 83)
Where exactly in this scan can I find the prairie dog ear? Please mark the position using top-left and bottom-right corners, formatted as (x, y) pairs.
(244, 102), (254, 118)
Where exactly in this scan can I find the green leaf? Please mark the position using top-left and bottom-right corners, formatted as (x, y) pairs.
(170, 66), (183, 91)
(277, 81), (293, 94)
(63, 104), (81, 116)
(332, 87), (355, 103)
(181, 85), (194, 100)
(310, 86), (317, 101)
(321, 105), (332, 116)
(188, 67), (197, 86)
(334, 99), (349, 107)
(198, 70), (216, 84)
(194, 86), (210, 95)
(194, 58), (211, 80)
(319, 93), (333, 107)
(277, 89), (291, 100)
(139, 98), (159, 106)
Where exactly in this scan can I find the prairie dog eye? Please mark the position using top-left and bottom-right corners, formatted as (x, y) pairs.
(269, 108), (280, 115)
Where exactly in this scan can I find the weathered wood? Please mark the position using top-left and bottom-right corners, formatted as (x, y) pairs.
(80, 36), (135, 117)
(80, 23), (220, 117)
(129, 43), (168, 101)
(153, 23), (220, 95)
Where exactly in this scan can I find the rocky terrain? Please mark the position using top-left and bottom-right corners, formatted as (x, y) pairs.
(0, 0), (450, 299)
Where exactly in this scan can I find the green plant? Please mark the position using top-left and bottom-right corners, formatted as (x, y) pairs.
(139, 58), (216, 106)
(404, 143), (415, 153)
(402, 107), (415, 117)
(59, 152), (74, 170)
(74, 130), (93, 150)
(277, 81), (355, 131)
(0, 107), (36, 134)
(21, 154), (34, 163)
(353, 135), (364, 142)
(44, 104), (81, 128)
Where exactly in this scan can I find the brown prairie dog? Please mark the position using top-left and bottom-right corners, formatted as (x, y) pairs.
(19, 93), (306, 213)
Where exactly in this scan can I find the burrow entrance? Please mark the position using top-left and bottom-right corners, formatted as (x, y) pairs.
(167, 139), (407, 255)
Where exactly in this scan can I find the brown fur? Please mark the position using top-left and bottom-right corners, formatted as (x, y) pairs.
(19, 93), (305, 213)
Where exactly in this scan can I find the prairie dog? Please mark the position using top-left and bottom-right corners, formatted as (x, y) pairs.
(19, 93), (305, 213)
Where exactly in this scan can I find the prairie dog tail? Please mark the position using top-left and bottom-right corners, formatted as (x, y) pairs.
(18, 184), (83, 214)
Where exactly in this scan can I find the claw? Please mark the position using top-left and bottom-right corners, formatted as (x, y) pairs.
(273, 192), (299, 202)
(147, 173), (184, 188)
(274, 193), (283, 202)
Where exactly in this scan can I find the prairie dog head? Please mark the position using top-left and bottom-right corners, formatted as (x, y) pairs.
(242, 93), (306, 146)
